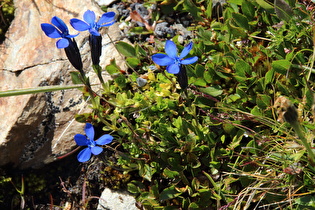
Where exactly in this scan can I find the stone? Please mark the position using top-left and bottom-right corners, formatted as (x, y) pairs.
(0, 0), (125, 169)
(97, 188), (138, 210)
(96, 0), (117, 7)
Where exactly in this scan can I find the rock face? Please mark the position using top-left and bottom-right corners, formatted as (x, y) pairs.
(0, 0), (124, 169)
(97, 188), (138, 210)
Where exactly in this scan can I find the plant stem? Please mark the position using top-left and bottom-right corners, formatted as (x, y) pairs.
(291, 121), (315, 164)
(92, 64), (106, 88)
(78, 70), (115, 130)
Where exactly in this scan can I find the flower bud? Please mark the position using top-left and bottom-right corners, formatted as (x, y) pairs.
(89, 34), (102, 66)
(64, 38), (83, 71)
(176, 65), (188, 89)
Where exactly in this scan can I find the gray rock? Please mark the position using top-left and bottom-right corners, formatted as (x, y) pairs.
(96, 0), (117, 7)
(97, 188), (138, 210)
(0, 0), (125, 168)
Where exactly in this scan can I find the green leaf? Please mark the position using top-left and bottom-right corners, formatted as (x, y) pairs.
(264, 68), (275, 85)
(115, 41), (136, 57)
(193, 78), (207, 87)
(92, 64), (102, 76)
(226, 94), (241, 103)
(232, 13), (250, 31)
(195, 64), (205, 78)
(114, 74), (127, 89)
(250, 106), (263, 116)
(228, 0), (244, 5)
(191, 177), (200, 191)
(256, 94), (271, 109)
(127, 182), (140, 194)
(129, 27), (145, 34)
(163, 168), (180, 179)
(0, 84), (84, 97)
(105, 59), (121, 75)
(204, 70), (213, 83)
(272, 60), (291, 75)
(200, 86), (223, 97)
(159, 186), (182, 201)
(182, 0), (203, 21)
(135, 45), (147, 57)
(126, 57), (140, 68)
(227, 19), (247, 38)
(139, 163), (157, 182)
(236, 59), (251, 75)
(295, 195), (315, 207)
(168, 156), (184, 171)
(205, 0), (213, 18)
(242, 0), (255, 19)
(188, 202), (199, 208)
(70, 71), (83, 84)
(255, 0), (274, 12)
(290, 149), (305, 161)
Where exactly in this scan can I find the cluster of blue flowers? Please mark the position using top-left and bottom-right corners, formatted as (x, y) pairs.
(41, 10), (115, 162)
(41, 10), (115, 70)
(41, 10), (199, 163)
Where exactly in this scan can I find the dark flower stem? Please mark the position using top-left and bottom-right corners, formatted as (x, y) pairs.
(176, 65), (188, 90)
(89, 34), (102, 66)
(64, 38), (83, 75)
(89, 34), (106, 87)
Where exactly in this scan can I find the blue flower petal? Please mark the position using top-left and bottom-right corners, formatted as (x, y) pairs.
(70, 19), (90, 31)
(83, 10), (96, 26)
(97, 12), (116, 26)
(165, 40), (178, 59)
(95, 134), (113, 145)
(181, 56), (198, 65)
(167, 63), (180, 74)
(89, 28), (101, 36)
(91, 146), (103, 155)
(74, 134), (88, 146)
(56, 38), (69, 48)
(179, 42), (193, 59)
(152, 54), (174, 66)
(85, 123), (95, 140)
(51, 16), (68, 33)
(41, 23), (62, 38)
(102, 21), (116, 27)
(77, 148), (92, 162)
(65, 33), (79, 38)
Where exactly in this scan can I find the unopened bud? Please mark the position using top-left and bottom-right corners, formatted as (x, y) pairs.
(89, 34), (102, 66)
(64, 38), (83, 71)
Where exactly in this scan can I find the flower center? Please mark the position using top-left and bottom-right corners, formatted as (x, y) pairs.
(87, 139), (96, 148)
(91, 22), (100, 31)
(174, 57), (181, 65)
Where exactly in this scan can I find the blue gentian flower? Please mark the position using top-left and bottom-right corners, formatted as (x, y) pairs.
(41, 16), (83, 71)
(74, 123), (113, 162)
(70, 10), (116, 65)
(41, 16), (79, 48)
(151, 40), (198, 74)
(70, 10), (116, 36)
